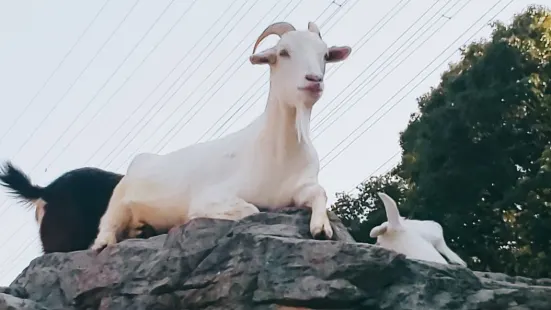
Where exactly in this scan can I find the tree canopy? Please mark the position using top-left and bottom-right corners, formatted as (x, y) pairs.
(331, 5), (551, 278)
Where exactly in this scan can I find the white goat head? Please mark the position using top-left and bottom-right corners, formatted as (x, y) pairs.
(249, 22), (351, 109)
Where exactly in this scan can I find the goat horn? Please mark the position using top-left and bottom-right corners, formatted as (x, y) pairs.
(252, 22), (296, 54)
(308, 21), (321, 38)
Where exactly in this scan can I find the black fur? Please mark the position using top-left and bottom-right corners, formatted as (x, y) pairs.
(0, 162), (43, 203)
(0, 161), (128, 253)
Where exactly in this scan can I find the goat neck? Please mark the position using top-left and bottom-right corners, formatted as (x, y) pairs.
(257, 85), (313, 160)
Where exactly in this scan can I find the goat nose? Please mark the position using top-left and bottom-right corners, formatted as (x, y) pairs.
(305, 74), (323, 82)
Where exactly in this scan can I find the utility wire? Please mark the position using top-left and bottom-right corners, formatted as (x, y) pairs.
(0, 0), (514, 281)
(206, 0), (409, 142)
(8, 0), (142, 161)
(112, 0), (303, 170)
(312, 0), (472, 140)
(147, 0), (306, 157)
(44, 0), (197, 170)
(93, 0), (254, 169)
(200, 0), (359, 142)
(0, 0), (112, 147)
(194, 0), (341, 143)
(0, 0), (303, 273)
(0, 233), (38, 279)
(346, 150), (401, 194)
(0, 0), (199, 249)
(100, 0), (286, 170)
(312, 0), (460, 132)
(1, 0), (189, 220)
(318, 0), (511, 172)
(0, 0), (141, 216)
(311, 0), (444, 132)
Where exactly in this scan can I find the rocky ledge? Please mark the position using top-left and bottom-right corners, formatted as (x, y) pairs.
(1, 208), (551, 310)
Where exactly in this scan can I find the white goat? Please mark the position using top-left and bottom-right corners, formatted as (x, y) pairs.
(90, 21), (352, 251)
(370, 192), (467, 266)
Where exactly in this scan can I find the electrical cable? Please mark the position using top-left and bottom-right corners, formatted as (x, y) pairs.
(318, 0), (511, 172)
(0, 0), (113, 147)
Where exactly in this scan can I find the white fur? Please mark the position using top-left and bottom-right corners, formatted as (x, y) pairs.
(370, 192), (467, 267)
(34, 198), (46, 226)
(91, 22), (352, 250)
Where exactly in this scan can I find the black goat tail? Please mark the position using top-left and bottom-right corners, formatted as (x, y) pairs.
(0, 161), (44, 203)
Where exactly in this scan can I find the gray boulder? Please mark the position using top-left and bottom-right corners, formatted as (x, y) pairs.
(2, 208), (550, 309)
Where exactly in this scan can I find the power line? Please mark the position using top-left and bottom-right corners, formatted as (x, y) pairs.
(312, 0), (462, 139)
(169, 0), (340, 145)
(99, 0), (286, 170)
(8, 0), (142, 161)
(319, 0), (511, 172)
(0, 0), (306, 272)
(0, 0), (515, 282)
(0, 0), (141, 216)
(346, 150), (401, 194)
(312, 0), (472, 141)
(112, 0), (304, 170)
(29, 0), (182, 176)
(320, 0), (507, 169)
(205, 0), (407, 142)
(2, 0), (201, 253)
(319, 0), (360, 37)
(0, 233), (38, 279)
(312, 0), (418, 130)
(44, 0), (198, 170)
(193, 0), (341, 143)
(146, 0), (306, 156)
(201, 0), (361, 142)
(91, 0), (254, 169)
(0, 0), (112, 147)
(0, 0), (217, 257)
(208, 0), (400, 141)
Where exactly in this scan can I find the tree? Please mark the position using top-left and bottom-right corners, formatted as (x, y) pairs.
(332, 5), (551, 278)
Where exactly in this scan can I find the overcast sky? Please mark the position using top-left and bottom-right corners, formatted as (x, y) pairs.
(0, 0), (546, 285)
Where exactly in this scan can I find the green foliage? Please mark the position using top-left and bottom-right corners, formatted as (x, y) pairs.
(331, 5), (551, 278)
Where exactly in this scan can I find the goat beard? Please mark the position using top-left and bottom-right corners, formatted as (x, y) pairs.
(295, 102), (312, 145)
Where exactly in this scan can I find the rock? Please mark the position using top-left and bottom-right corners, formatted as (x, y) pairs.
(0, 293), (48, 310)
(2, 208), (551, 310)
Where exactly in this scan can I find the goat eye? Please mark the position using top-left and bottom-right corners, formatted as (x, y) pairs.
(279, 49), (289, 57)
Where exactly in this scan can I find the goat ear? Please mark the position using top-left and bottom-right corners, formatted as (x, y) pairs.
(250, 47), (277, 65)
(326, 46), (351, 63)
(370, 224), (387, 238)
(377, 192), (402, 230)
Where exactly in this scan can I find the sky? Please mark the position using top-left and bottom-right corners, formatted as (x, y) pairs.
(0, 0), (547, 286)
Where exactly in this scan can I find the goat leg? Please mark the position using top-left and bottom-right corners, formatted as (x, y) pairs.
(293, 183), (333, 240)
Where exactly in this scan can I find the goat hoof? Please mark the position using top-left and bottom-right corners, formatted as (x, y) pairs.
(91, 233), (117, 251)
(312, 230), (327, 240)
(90, 241), (108, 252)
(92, 244), (107, 254)
(310, 216), (333, 240)
(127, 227), (143, 239)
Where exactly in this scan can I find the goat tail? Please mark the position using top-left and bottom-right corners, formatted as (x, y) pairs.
(377, 192), (402, 230)
(0, 161), (44, 204)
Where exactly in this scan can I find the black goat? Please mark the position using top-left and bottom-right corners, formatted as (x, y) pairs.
(0, 161), (155, 253)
